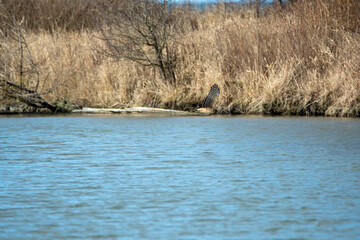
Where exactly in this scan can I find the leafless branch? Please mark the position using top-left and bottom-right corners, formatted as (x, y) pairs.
(96, 0), (177, 85)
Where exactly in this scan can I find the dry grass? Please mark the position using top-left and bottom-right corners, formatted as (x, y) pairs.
(1, 0), (360, 116)
(169, 0), (360, 116)
(0, 0), (101, 32)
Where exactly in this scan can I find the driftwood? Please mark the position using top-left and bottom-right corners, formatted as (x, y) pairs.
(73, 107), (196, 116)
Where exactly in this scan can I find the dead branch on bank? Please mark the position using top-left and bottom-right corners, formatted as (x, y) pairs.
(0, 4), (70, 112)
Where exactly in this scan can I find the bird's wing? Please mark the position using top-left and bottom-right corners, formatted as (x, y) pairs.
(201, 84), (220, 108)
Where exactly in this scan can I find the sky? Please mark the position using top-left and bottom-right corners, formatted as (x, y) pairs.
(172, 0), (244, 3)
(170, 0), (273, 5)
(172, 0), (271, 2)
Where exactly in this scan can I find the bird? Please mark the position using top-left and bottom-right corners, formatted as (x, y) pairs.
(195, 84), (220, 115)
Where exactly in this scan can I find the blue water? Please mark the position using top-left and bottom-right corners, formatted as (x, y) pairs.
(0, 115), (359, 239)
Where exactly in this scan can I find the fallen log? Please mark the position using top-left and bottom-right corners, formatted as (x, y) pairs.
(73, 107), (197, 116)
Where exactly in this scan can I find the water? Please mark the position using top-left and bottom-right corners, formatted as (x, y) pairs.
(0, 115), (359, 239)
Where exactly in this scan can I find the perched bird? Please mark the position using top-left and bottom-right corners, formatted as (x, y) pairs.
(195, 84), (220, 115)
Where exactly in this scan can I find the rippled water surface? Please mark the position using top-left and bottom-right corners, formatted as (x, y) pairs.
(1, 114), (360, 239)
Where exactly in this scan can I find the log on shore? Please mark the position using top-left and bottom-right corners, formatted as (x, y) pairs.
(72, 107), (196, 116)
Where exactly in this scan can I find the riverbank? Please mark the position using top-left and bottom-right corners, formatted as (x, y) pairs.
(1, 0), (359, 117)
(0, 103), (355, 118)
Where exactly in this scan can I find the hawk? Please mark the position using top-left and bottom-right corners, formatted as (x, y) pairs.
(195, 84), (220, 115)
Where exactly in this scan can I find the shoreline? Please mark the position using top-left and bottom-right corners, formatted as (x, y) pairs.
(0, 106), (358, 118)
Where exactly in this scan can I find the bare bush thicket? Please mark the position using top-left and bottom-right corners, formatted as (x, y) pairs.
(96, 0), (177, 87)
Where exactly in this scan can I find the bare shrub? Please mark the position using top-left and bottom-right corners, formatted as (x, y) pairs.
(96, 0), (177, 86)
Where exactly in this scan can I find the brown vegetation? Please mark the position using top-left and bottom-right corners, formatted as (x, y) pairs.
(1, 0), (359, 116)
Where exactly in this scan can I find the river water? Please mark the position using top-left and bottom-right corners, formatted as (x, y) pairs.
(0, 115), (359, 239)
